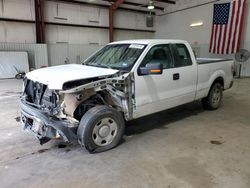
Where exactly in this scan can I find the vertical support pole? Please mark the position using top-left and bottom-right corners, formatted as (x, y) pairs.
(109, 6), (114, 42)
(109, 0), (124, 43)
(35, 0), (45, 43)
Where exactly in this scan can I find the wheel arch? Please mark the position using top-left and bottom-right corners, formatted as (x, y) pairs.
(72, 91), (125, 121)
(212, 76), (224, 89)
(72, 92), (106, 121)
(208, 70), (226, 91)
(204, 76), (224, 99)
(200, 70), (225, 99)
(202, 78), (224, 110)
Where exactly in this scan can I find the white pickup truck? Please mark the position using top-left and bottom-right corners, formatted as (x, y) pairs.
(20, 39), (234, 153)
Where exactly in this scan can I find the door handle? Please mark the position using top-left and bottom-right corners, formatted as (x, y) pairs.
(173, 73), (180, 80)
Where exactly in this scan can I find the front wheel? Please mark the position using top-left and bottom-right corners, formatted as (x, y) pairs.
(202, 83), (223, 110)
(77, 105), (125, 153)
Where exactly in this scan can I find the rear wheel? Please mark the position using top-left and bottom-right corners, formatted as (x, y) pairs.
(77, 105), (125, 153)
(202, 82), (223, 110)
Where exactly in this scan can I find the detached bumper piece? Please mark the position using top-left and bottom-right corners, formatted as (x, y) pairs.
(20, 100), (78, 144)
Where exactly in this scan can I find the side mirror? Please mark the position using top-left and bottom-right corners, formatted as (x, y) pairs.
(139, 63), (163, 76)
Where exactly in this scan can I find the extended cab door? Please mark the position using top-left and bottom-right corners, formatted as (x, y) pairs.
(133, 43), (197, 119)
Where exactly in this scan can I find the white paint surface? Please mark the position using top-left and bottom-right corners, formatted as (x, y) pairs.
(26, 64), (119, 89)
(25, 40), (234, 119)
(130, 40), (233, 118)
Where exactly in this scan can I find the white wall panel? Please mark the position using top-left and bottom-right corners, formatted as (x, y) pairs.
(45, 1), (107, 27)
(0, 43), (48, 68)
(0, 42), (102, 68)
(0, 21), (35, 43)
(155, 0), (250, 59)
(81, 5), (102, 25)
(0, 0), (154, 44)
(46, 25), (109, 45)
(99, 8), (109, 26)
(44, 1), (152, 31)
(114, 10), (155, 30)
(2, 0), (35, 20)
(164, 0), (217, 13)
(242, 0), (250, 51)
(0, 0), (157, 70)
(0, 22), (5, 42)
(44, 1), (58, 22)
(47, 44), (102, 66)
(0, 0), (3, 17)
(155, 0), (250, 76)
(114, 30), (154, 41)
(156, 3), (213, 44)
(58, 2), (79, 21)
(47, 44), (68, 66)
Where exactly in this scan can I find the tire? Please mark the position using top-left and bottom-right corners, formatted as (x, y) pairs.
(202, 82), (223, 110)
(77, 105), (125, 153)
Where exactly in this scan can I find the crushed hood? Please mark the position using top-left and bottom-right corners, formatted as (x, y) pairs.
(26, 64), (119, 90)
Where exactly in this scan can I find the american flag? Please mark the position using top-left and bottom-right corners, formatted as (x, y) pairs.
(209, 0), (246, 54)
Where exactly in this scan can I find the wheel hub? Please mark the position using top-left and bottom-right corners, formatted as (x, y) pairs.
(212, 89), (221, 104)
(98, 125), (110, 138)
(92, 117), (118, 146)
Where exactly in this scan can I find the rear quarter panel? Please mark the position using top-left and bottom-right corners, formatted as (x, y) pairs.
(195, 60), (234, 100)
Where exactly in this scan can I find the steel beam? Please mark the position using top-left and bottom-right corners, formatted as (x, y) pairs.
(109, 6), (114, 43)
(111, 0), (125, 10)
(34, 0), (45, 43)
(0, 18), (155, 33)
(109, 0), (124, 42)
(155, 0), (176, 4)
(49, 0), (150, 14)
(103, 0), (164, 11)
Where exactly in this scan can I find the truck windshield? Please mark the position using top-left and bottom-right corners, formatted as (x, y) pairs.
(84, 44), (146, 70)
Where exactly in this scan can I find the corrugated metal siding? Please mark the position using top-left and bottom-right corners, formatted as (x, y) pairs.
(241, 59), (250, 77)
(0, 43), (48, 68)
(0, 43), (102, 69)
(47, 44), (102, 66)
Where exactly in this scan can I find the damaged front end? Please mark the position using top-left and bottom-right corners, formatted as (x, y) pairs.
(20, 79), (78, 144)
(60, 72), (135, 121)
(20, 72), (134, 145)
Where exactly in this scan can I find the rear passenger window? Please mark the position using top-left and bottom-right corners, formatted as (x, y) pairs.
(174, 44), (192, 67)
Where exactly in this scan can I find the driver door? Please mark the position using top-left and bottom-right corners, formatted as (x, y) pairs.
(133, 43), (197, 119)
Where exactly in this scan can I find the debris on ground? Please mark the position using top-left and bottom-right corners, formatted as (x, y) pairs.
(210, 140), (224, 145)
(37, 149), (49, 153)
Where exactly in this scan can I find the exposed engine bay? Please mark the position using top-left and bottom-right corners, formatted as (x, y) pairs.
(23, 79), (60, 115)
(20, 72), (135, 144)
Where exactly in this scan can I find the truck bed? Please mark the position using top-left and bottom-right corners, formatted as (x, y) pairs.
(196, 58), (233, 64)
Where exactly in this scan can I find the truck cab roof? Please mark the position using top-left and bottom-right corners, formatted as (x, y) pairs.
(109, 39), (188, 45)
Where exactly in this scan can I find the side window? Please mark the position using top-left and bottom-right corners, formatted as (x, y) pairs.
(174, 44), (192, 67)
(140, 44), (174, 69)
